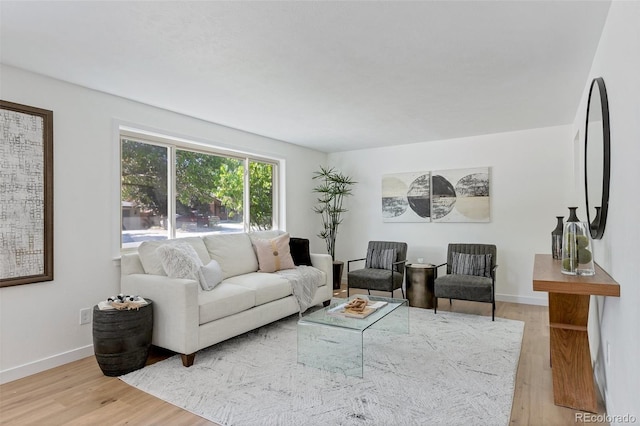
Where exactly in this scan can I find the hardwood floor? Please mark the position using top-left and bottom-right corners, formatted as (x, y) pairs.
(1, 289), (608, 425)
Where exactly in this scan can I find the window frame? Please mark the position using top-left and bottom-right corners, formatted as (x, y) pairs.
(119, 128), (280, 252)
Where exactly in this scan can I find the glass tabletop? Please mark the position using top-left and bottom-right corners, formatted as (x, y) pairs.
(299, 295), (408, 332)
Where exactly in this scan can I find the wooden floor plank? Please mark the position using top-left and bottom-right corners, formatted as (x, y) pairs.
(0, 288), (609, 425)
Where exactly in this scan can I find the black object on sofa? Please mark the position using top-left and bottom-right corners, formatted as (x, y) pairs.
(347, 241), (407, 298)
(434, 243), (498, 321)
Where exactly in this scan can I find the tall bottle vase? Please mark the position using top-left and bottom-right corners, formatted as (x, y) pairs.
(551, 216), (564, 259)
(590, 206), (602, 233)
(561, 207), (595, 276)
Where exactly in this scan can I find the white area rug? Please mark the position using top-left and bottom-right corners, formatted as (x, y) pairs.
(121, 308), (524, 426)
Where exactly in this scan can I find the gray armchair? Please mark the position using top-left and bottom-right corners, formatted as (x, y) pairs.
(434, 243), (497, 320)
(347, 241), (407, 298)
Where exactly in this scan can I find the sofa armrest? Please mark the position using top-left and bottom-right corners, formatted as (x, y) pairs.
(310, 253), (333, 288)
(121, 274), (200, 355)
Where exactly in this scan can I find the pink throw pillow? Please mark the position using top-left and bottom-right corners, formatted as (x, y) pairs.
(252, 233), (296, 273)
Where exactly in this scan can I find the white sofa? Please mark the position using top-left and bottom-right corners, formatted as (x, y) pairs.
(120, 231), (333, 366)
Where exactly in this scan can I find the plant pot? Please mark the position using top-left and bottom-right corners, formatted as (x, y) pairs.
(332, 261), (344, 290)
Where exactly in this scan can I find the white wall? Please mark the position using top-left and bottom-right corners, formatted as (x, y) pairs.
(572, 1), (640, 421)
(328, 125), (573, 305)
(0, 65), (327, 383)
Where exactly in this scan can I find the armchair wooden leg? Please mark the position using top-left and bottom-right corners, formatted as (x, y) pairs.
(367, 289), (371, 295)
(181, 353), (196, 367)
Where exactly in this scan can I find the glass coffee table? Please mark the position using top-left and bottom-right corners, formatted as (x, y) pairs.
(297, 295), (409, 377)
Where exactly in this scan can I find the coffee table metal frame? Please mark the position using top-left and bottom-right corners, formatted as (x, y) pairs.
(297, 295), (409, 377)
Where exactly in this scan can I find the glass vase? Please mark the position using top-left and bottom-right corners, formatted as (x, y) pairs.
(561, 208), (595, 276)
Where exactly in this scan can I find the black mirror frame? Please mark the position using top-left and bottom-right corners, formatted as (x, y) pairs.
(584, 77), (611, 240)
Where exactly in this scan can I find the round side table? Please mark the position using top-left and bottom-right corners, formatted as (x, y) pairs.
(92, 300), (153, 376)
(405, 264), (437, 309)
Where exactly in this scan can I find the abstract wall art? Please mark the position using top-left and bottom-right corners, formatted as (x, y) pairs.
(1, 100), (54, 287)
(382, 171), (431, 222)
(382, 167), (490, 224)
(431, 167), (490, 222)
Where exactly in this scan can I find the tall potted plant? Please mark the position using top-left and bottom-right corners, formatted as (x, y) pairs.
(312, 166), (356, 289)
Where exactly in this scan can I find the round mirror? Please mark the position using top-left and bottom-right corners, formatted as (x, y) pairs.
(584, 77), (610, 239)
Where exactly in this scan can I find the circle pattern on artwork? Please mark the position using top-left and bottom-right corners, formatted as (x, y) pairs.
(407, 174), (430, 218)
(382, 176), (409, 218)
(431, 175), (456, 219)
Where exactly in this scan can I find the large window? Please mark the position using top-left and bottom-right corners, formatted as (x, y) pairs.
(120, 134), (276, 249)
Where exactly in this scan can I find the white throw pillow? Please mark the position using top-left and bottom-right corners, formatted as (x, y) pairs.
(198, 260), (224, 291)
(156, 243), (203, 282)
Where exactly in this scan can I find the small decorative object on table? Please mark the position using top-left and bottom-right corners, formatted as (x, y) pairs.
(98, 293), (148, 311)
(551, 216), (564, 260)
(93, 296), (153, 376)
(561, 207), (595, 276)
(327, 296), (388, 319)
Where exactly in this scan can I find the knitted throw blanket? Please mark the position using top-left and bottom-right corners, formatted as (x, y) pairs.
(276, 266), (324, 315)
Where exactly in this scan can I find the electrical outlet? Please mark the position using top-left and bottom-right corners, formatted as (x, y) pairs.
(79, 308), (92, 325)
(606, 341), (611, 366)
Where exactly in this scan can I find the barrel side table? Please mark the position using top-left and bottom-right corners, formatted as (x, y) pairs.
(405, 264), (437, 309)
(92, 300), (153, 376)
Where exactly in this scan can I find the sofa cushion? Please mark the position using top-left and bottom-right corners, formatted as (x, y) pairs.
(198, 260), (224, 291)
(156, 242), (203, 282)
(224, 272), (292, 306)
(203, 233), (259, 279)
(434, 274), (493, 302)
(251, 233), (296, 273)
(289, 237), (313, 266)
(138, 237), (210, 276)
(198, 283), (256, 324)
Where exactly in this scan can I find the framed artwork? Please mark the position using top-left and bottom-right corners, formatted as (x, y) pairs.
(1, 100), (54, 287)
(431, 167), (490, 222)
(382, 171), (431, 222)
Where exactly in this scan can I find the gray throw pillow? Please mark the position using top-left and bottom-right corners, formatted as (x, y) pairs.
(198, 260), (224, 291)
(451, 252), (492, 277)
(366, 248), (397, 270)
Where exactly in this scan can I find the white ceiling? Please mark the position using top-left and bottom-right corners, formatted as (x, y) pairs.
(1, 1), (610, 153)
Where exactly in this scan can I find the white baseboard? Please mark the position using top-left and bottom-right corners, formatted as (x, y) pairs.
(495, 293), (548, 306)
(0, 344), (94, 385)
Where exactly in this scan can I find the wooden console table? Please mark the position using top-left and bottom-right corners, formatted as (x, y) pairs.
(532, 254), (619, 413)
